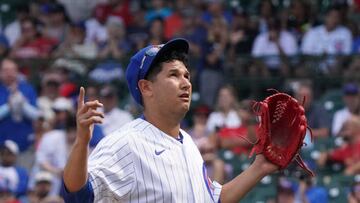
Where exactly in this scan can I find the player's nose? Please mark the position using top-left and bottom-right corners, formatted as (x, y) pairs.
(180, 76), (191, 90)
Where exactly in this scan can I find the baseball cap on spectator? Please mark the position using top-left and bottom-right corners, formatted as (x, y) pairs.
(51, 58), (86, 76)
(126, 38), (189, 105)
(34, 171), (53, 184)
(89, 61), (124, 83)
(2, 140), (19, 155)
(52, 97), (73, 112)
(194, 105), (211, 116)
(70, 21), (86, 30)
(41, 3), (65, 14)
(277, 177), (296, 194)
(343, 83), (359, 95)
(106, 16), (124, 28)
(42, 73), (61, 86)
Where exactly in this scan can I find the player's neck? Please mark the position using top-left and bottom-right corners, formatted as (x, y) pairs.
(143, 111), (181, 138)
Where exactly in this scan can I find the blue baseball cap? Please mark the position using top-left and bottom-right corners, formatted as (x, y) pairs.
(126, 38), (189, 106)
(343, 83), (359, 95)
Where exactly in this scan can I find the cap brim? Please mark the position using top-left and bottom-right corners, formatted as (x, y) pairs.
(150, 38), (189, 70)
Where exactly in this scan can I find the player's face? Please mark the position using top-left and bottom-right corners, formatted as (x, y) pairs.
(151, 60), (192, 113)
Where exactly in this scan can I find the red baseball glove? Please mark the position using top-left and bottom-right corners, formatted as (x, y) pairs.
(244, 91), (315, 176)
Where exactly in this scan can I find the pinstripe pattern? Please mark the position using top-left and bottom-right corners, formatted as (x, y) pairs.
(88, 118), (222, 202)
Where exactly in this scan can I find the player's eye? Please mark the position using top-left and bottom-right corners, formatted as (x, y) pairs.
(184, 73), (190, 81)
(169, 72), (178, 77)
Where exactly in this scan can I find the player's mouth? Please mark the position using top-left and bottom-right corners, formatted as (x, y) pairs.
(179, 93), (190, 102)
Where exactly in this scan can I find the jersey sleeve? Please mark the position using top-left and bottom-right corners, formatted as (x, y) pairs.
(211, 181), (222, 203)
(60, 178), (94, 203)
(87, 133), (135, 202)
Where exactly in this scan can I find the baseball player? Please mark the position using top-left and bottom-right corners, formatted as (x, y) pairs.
(61, 38), (278, 202)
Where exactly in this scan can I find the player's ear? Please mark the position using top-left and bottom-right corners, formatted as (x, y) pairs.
(138, 79), (153, 98)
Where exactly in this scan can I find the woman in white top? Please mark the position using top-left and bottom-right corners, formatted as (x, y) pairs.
(206, 84), (242, 133)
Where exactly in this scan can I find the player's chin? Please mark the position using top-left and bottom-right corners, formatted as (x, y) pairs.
(178, 101), (191, 113)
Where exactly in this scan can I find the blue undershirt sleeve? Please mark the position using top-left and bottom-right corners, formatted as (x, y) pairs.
(60, 177), (94, 203)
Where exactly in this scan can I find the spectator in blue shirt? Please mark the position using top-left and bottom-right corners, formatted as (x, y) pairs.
(0, 140), (29, 198)
(0, 58), (40, 152)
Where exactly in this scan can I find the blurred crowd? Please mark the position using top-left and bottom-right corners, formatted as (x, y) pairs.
(1, 0), (360, 202)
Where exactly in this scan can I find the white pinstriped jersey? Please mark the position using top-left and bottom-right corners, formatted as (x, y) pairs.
(88, 118), (222, 203)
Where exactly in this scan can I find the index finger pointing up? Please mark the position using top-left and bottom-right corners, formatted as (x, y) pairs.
(78, 87), (85, 111)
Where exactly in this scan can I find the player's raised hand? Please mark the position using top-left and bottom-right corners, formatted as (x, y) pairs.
(76, 87), (104, 144)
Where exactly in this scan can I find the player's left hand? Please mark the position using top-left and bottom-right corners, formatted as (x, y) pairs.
(253, 154), (279, 175)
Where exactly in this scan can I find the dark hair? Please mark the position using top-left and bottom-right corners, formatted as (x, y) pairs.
(144, 50), (189, 81)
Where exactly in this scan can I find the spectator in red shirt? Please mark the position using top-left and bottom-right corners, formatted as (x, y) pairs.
(188, 105), (225, 184)
(217, 100), (258, 155)
(10, 18), (58, 59)
(108, 0), (133, 27)
(317, 115), (360, 175)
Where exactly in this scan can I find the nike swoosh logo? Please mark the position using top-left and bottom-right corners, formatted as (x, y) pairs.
(155, 149), (165, 155)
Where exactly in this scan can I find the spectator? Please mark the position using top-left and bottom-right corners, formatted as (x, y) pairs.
(285, 0), (313, 45)
(10, 18), (58, 59)
(98, 16), (131, 59)
(40, 3), (70, 43)
(0, 182), (20, 203)
(84, 4), (109, 45)
(107, 0), (133, 27)
(257, 0), (276, 33)
(37, 73), (61, 129)
(332, 83), (360, 136)
(85, 84), (100, 102)
(50, 58), (86, 98)
(176, 8), (206, 59)
(317, 115), (360, 175)
(127, 8), (149, 51)
(0, 140), (28, 198)
(199, 16), (228, 107)
(295, 176), (328, 203)
(353, 23), (360, 53)
(145, 0), (172, 23)
(251, 17), (298, 75)
(349, 180), (360, 203)
(301, 7), (352, 55)
(163, 0), (187, 39)
(27, 171), (63, 203)
(344, 57), (360, 81)
(275, 177), (296, 203)
(51, 97), (74, 130)
(99, 85), (133, 135)
(89, 61), (124, 84)
(4, 4), (30, 47)
(53, 22), (97, 59)
(228, 10), (257, 57)
(0, 58), (40, 152)
(30, 116), (77, 195)
(147, 17), (167, 45)
(217, 100), (257, 156)
(57, 0), (98, 23)
(201, 0), (232, 26)
(188, 105), (225, 183)
(294, 81), (331, 138)
(206, 85), (241, 134)
(0, 35), (10, 58)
